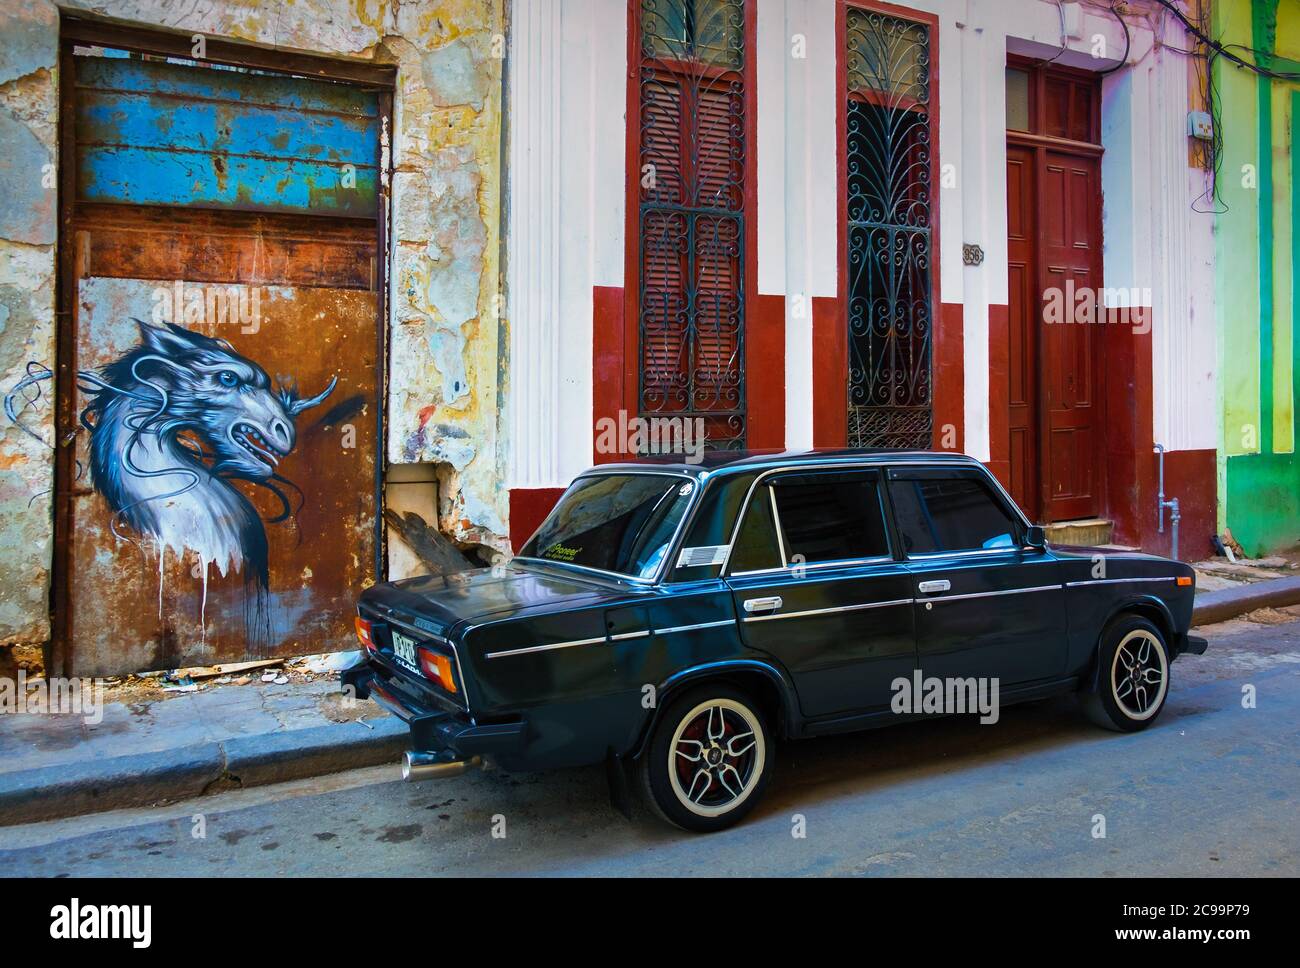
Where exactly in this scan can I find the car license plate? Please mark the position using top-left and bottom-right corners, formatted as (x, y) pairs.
(391, 630), (419, 672)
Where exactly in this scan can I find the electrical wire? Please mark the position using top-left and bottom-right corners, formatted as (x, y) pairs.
(1028, 0), (1289, 213)
(1042, 0), (1071, 66)
(1152, 0), (1300, 80)
(1096, 1), (1132, 76)
(1160, 0), (1228, 213)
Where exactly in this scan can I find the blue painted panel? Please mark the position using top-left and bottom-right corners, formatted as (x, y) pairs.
(74, 55), (380, 216)
(76, 57), (378, 117)
(78, 145), (378, 217)
(78, 93), (378, 165)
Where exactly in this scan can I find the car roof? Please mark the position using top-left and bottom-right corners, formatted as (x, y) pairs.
(586, 448), (984, 480)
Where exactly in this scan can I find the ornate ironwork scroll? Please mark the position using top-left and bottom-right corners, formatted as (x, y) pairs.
(844, 7), (934, 449)
(637, 0), (747, 451)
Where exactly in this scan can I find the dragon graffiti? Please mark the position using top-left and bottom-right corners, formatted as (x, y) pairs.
(5, 319), (336, 643)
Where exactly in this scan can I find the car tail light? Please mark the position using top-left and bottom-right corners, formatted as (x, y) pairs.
(418, 647), (458, 694)
(355, 616), (376, 652)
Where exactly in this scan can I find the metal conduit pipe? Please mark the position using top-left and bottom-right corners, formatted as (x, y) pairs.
(1154, 444), (1181, 561)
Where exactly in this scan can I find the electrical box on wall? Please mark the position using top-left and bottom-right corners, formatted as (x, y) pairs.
(1187, 110), (1214, 141)
(1061, 2), (1084, 39)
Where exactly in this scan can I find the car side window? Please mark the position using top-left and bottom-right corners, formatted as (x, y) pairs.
(770, 471), (890, 564)
(728, 484), (783, 573)
(889, 473), (1019, 555)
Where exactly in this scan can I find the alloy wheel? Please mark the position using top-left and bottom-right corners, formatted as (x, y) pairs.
(668, 698), (765, 818)
(1110, 629), (1168, 721)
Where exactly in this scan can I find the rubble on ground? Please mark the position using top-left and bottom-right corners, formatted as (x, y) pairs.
(1193, 554), (1300, 592)
(32, 650), (370, 703)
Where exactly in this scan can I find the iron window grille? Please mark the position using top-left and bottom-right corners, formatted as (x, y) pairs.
(844, 6), (935, 449)
(636, 0), (748, 452)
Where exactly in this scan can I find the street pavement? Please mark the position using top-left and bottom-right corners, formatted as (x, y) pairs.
(2, 612), (1297, 876)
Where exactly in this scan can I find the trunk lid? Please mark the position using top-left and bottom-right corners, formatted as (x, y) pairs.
(358, 562), (625, 636)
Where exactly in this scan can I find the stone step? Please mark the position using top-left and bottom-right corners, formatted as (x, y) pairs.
(1043, 517), (1113, 547)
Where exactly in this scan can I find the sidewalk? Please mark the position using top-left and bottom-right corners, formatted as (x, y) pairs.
(0, 655), (406, 826)
(3, 559), (1300, 828)
(1190, 556), (1300, 625)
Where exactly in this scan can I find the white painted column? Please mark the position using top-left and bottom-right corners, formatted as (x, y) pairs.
(955, 8), (1002, 462)
(1100, 38), (1217, 455)
(507, 0), (562, 489)
(780, 0), (813, 449)
(506, 0), (626, 489)
(1145, 47), (1217, 454)
(778, 0), (837, 449)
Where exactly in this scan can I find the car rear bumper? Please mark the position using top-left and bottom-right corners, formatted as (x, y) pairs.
(342, 660), (527, 761)
(1181, 633), (1209, 656)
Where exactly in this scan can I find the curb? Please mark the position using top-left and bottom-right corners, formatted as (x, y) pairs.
(0, 716), (408, 827)
(223, 717), (408, 788)
(0, 742), (223, 827)
(1192, 575), (1300, 627)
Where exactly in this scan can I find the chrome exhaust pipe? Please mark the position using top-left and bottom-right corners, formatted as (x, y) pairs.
(402, 751), (483, 782)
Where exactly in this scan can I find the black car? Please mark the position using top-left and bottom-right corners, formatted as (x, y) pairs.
(344, 450), (1206, 832)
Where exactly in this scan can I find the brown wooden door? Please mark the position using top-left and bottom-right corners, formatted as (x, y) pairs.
(1003, 143), (1103, 524)
(1003, 60), (1103, 524)
(1005, 144), (1039, 520)
(1038, 150), (1102, 521)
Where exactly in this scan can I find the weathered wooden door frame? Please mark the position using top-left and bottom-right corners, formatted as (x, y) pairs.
(51, 17), (395, 676)
(1005, 55), (1105, 525)
(1004, 141), (1040, 521)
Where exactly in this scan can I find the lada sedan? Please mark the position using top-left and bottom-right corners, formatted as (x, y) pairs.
(344, 450), (1205, 832)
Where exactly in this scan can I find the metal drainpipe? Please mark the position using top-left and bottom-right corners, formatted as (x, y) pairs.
(1154, 443), (1181, 560)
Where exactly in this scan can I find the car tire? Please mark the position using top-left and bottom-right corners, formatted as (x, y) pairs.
(639, 684), (773, 833)
(1083, 615), (1170, 732)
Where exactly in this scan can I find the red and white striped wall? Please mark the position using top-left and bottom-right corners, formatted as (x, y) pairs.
(504, 0), (1218, 557)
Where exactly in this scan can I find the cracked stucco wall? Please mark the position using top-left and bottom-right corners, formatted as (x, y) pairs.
(0, 0), (509, 648)
(0, 0), (58, 649)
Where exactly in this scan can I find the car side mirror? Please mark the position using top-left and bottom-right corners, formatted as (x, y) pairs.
(1024, 525), (1046, 550)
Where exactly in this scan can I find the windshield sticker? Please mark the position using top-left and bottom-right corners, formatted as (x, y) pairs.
(542, 544), (581, 562)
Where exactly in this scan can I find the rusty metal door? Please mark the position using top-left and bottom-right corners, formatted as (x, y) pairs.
(52, 50), (384, 675)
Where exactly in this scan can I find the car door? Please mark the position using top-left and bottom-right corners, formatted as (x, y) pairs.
(886, 465), (1067, 686)
(724, 468), (916, 718)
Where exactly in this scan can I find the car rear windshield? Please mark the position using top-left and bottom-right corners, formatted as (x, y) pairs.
(519, 474), (695, 579)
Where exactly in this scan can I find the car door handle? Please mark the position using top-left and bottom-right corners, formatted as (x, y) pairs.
(743, 596), (783, 613)
(917, 580), (951, 594)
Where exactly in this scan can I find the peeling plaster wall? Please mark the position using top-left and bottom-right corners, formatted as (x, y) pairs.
(0, 0), (58, 648)
(379, 1), (509, 556)
(0, 0), (509, 648)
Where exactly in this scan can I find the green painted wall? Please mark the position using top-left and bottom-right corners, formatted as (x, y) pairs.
(1218, 0), (1300, 555)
